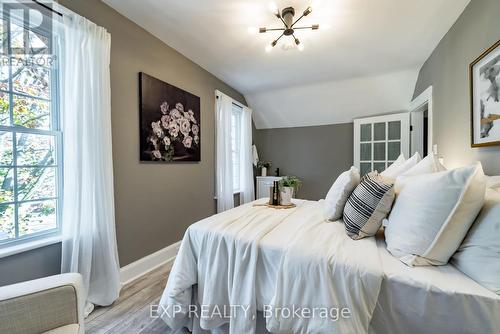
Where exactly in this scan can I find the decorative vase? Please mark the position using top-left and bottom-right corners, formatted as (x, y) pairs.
(280, 187), (293, 206)
(261, 167), (267, 176)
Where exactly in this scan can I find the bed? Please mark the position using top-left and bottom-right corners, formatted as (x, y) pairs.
(159, 199), (500, 334)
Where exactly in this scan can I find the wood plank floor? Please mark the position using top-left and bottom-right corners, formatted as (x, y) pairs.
(85, 265), (172, 334)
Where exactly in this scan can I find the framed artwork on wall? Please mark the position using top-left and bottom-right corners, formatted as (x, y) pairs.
(139, 72), (201, 161)
(470, 40), (500, 147)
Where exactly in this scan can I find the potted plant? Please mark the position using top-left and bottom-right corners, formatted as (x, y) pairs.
(279, 176), (301, 205)
(257, 161), (271, 176)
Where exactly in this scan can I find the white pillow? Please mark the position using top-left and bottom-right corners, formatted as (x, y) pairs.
(385, 162), (486, 266)
(394, 154), (446, 193)
(324, 167), (360, 221)
(451, 189), (500, 294)
(381, 152), (421, 179)
(379, 154), (405, 175)
(486, 175), (500, 190)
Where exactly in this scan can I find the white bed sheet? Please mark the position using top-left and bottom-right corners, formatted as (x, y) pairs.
(257, 218), (500, 334)
(370, 232), (500, 334)
(161, 199), (382, 333)
(161, 199), (500, 334)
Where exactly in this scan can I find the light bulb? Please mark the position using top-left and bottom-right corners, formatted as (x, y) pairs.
(298, 43), (305, 51)
(311, 0), (321, 10)
(265, 44), (273, 53)
(247, 27), (258, 34)
(269, 2), (279, 15)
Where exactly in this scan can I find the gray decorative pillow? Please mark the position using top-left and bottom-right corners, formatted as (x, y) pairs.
(343, 171), (395, 240)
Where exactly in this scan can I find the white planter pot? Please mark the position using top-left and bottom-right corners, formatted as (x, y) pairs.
(261, 167), (267, 176)
(280, 187), (293, 206)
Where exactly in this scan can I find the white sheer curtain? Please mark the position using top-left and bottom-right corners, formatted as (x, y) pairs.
(215, 91), (255, 212)
(60, 13), (120, 316)
(240, 106), (255, 204)
(215, 92), (234, 213)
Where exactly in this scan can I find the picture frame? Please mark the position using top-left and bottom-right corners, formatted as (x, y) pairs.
(139, 72), (201, 162)
(470, 40), (500, 148)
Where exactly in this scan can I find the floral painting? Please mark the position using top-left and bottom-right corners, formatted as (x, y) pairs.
(471, 40), (500, 147)
(140, 73), (201, 161)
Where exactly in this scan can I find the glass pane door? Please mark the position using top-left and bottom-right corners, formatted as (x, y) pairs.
(354, 113), (410, 176)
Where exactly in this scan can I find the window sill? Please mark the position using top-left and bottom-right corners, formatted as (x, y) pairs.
(214, 191), (242, 200)
(0, 235), (62, 259)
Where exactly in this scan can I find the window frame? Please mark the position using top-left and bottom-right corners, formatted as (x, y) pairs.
(0, 9), (63, 252)
(231, 103), (242, 194)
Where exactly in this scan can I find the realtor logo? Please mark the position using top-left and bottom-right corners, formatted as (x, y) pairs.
(1, 0), (54, 55)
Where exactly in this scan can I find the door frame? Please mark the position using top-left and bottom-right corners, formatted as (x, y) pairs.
(409, 86), (434, 155)
(354, 112), (410, 171)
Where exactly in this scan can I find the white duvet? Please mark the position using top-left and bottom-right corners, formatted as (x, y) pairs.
(159, 199), (383, 334)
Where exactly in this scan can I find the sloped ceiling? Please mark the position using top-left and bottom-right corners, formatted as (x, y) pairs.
(103, 0), (471, 128)
(247, 68), (419, 128)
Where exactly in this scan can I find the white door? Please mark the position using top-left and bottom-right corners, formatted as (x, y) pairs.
(354, 113), (410, 176)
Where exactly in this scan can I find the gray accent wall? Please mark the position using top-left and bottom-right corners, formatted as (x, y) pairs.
(255, 123), (353, 200)
(413, 0), (500, 175)
(0, 0), (246, 286)
(0, 243), (61, 286)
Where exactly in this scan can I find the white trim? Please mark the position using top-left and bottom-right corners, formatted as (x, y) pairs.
(410, 86), (433, 155)
(215, 90), (246, 108)
(0, 235), (62, 259)
(119, 241), (181, 286)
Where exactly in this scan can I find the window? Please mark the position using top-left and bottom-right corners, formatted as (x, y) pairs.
(0, 11), (61, 247)
(231, 103), (242, 193)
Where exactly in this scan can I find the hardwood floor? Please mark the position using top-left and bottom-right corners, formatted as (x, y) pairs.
(85, 265), (172, 334)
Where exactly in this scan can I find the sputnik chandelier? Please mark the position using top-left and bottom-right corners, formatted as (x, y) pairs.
(258, 3), (319, 52)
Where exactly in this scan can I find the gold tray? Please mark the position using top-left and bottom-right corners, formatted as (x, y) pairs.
(253, 203), (296, 209)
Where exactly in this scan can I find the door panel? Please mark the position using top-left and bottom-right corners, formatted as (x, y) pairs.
(354, 113), (410, 176)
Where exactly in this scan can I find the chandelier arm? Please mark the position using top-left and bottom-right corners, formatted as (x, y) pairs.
(274, 32), (285, 43)
(266, 28), (286, 32)
(278, 16), (288, 28)
(293, 26), (314, 30)
(291, 14), (306, 28)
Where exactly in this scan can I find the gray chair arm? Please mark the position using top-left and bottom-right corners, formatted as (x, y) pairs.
(0, 273), (85, 334)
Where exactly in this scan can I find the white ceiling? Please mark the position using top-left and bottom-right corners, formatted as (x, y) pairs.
(247, 68), (419, 128)
(103, 0), (470, 128)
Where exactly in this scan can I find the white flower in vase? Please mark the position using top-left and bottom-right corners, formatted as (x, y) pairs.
(179, 118), (191, 136)
(160, 102), (169, 114)
(149, 136), (159, 149)
(170, 108), (182, 120)
(151, 121), (164, 138)
(161, 115), (171, 129)
(183, 135), (193, 148)
(192, 124), (199, 135)
(175, 103), (184, 113)
(187, 110), (197, 123)
(168, 121), (180, 137)
(163, 136), (171, 148)
(152, 150), (162, 159)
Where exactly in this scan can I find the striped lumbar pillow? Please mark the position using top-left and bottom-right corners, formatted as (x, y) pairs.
(343, 171), (395, 240)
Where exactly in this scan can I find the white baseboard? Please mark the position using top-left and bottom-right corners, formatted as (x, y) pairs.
(120, 241), (181, 286)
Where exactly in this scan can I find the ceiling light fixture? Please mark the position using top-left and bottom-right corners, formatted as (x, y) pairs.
(258, 3), (319, 52)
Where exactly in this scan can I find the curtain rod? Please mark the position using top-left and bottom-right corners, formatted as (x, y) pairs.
(215, 93), (246, 108)
(32, 0), (63, 17)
